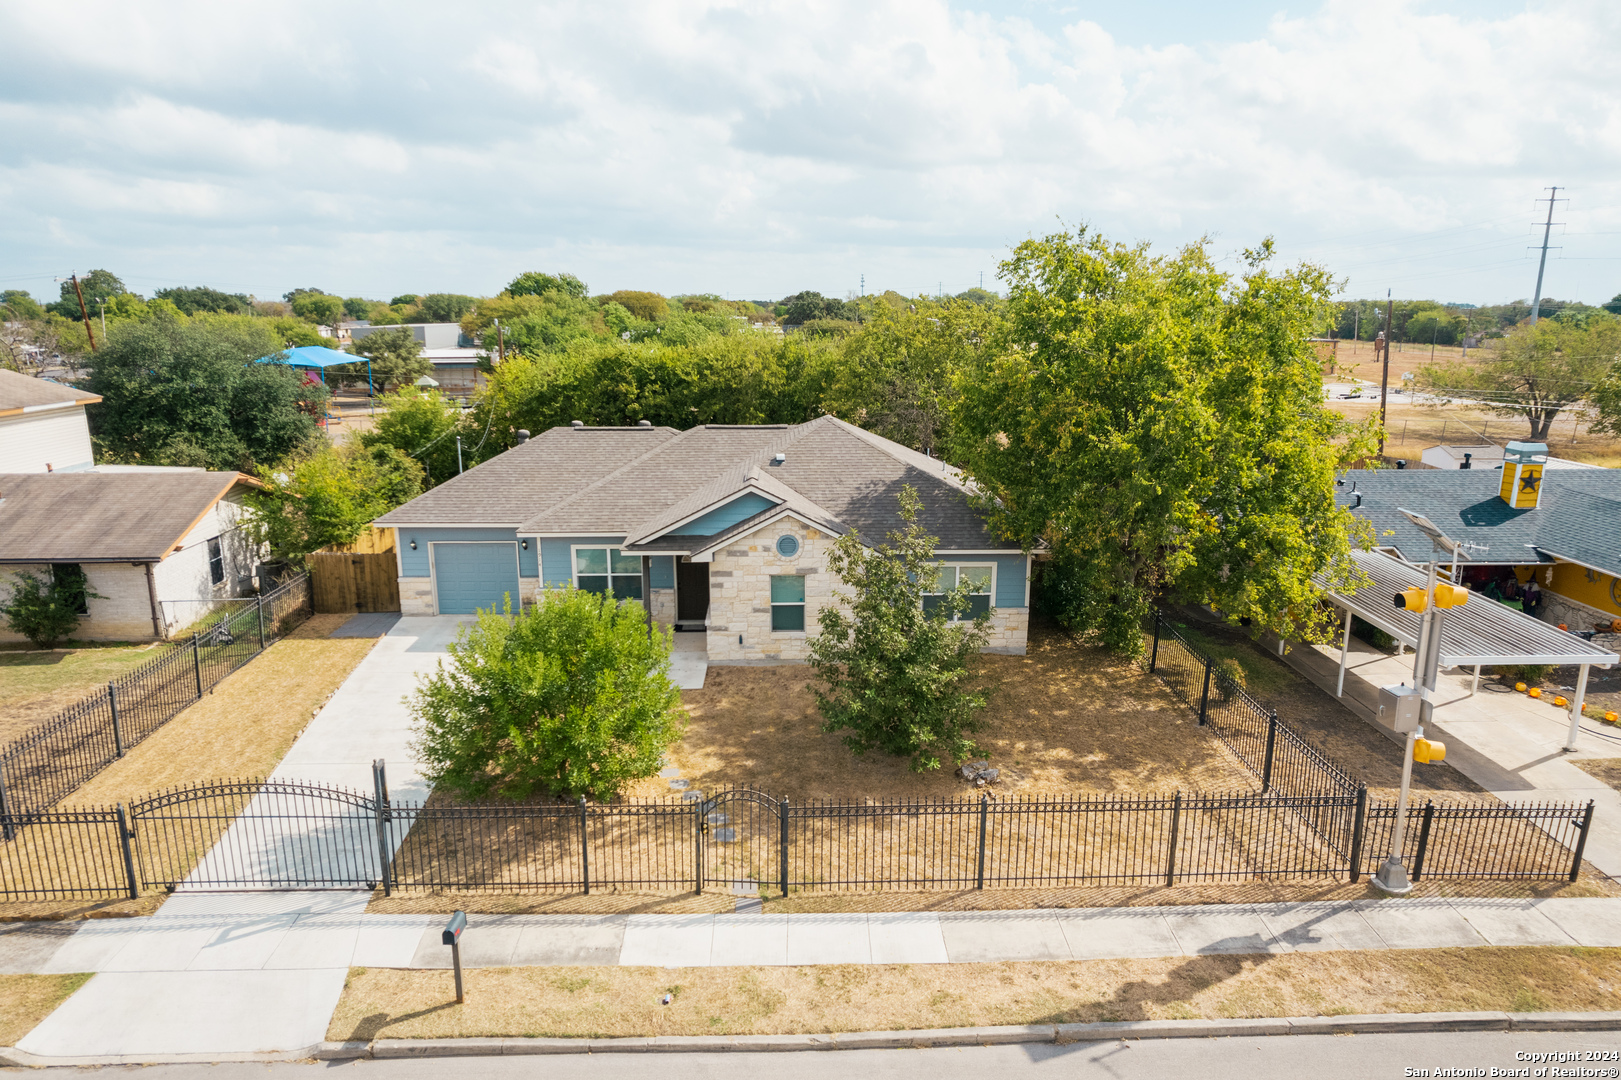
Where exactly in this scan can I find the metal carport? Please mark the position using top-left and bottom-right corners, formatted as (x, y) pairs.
(1318, 550), (1618, 750)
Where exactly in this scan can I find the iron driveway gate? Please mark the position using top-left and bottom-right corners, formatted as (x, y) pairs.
(132, 779), (383, 891)
(698, 788), (781, 897)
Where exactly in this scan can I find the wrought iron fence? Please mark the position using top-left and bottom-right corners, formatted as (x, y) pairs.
(0, 574), (311, 830)
(0, 776), (1591, 902)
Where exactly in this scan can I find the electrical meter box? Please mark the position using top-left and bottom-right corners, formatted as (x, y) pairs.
(1376, 684), (1423, 734)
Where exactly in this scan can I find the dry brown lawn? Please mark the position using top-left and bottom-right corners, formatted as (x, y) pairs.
(1574, 758), (1621, 794)
(329, 946), (1621, 1041)
(624, 622), (1255, 804)
(0, 973), (91, 1044)
(0, 643), (169, 743)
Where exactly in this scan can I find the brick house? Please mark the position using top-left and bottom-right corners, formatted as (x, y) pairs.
(374, 416), (1032, 662)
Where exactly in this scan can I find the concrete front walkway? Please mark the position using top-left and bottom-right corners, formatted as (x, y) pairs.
(6, 893), (1621, 1058)
(1283, 635), (1621, 878)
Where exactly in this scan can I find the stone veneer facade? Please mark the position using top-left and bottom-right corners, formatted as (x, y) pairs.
(1541, 588), (1621, 635)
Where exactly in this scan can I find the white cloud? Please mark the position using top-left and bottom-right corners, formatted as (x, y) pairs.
(1, 0), (1617, 302)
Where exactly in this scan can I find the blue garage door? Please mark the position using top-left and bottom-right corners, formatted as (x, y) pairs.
(433, 543), (521, 615)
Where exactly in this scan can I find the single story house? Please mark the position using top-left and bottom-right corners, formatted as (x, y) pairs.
(0, 470), (265, 641)
(1418, 443), (1601, 472)
(374, 416), (1032, 661)
(0, 369), (101, 474)
(1339, 442), (1621, 633)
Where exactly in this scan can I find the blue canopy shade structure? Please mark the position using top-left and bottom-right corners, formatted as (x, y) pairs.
(256, 345), (372, 397)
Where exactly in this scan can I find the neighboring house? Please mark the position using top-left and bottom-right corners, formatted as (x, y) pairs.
(1418, 443), (1601, 471)
(0, 368), (101, 473)
(375, 417), (1032, 661)
(349, 323), (469, 349)
(1339, 442), (1621, 632)
(0, 471), (265, 642)
(349, 324), (485, 396)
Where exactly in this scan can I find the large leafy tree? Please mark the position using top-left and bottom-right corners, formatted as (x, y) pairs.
(411, 588), (684, 801)
(351, 326), (431, 388)
(359, 388), (464, 486)
(290, 293), (345, 325)
(416, 293), (477, 322)
(507, 271), (588, 299)
(807, 487), (991, 772)
(243, 441), (424, 562)
(84, 312), (326, 470)
(1420, 314), (1621, 440)
(48, 269), (126, 318)
(154, 286), (252, 316)
(953, 228), (1371, 654)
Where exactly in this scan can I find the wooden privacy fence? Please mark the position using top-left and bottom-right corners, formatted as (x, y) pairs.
(309, 551), (400, 614)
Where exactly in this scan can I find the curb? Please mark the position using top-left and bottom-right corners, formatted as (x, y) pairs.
(8, 1012), (1621, 1066)
(323, 1010), (1621, 1060)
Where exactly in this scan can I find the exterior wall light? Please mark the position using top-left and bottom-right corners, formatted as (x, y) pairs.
(410, 538), (418, 550)
(521, 539), (529, 550)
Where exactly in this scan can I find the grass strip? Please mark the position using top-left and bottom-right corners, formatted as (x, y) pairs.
(329, 946), (1621, 1041)
(0, 973), (92, 1045)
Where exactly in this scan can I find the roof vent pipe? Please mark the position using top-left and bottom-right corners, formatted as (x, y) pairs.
(516, 429), (530, 444)
(1461, 452), (1471, 469)
(1353, 493), (1362, 508)
(571, 420), (584, 428)
(773, 453), (786, 465)
(1396, 460), (1407, 469)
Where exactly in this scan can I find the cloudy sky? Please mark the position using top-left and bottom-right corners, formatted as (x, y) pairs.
(3, 0), (1618, 306)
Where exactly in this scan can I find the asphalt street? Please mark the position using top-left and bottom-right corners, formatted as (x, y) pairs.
(62, 1031), (1621, 1079)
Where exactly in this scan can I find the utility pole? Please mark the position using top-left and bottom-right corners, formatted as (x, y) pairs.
(1528, 186), (1565, 325)
(70, 274), (97, 352)
(1377, 290), (1393, 456)
(860, 273), (864, 297)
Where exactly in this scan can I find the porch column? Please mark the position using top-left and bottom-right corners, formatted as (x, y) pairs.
(1470, 664), (1481, 697)
(641, 556), (653, 639)
(1336, 606), (1353, 698)
(1565, 664), (1590, 752)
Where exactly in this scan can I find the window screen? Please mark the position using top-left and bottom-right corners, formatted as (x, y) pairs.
(770, 574), (805, 631)
(921, 564), (992, 620)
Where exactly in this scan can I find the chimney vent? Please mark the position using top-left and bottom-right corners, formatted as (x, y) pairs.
(571, 420), (584, 428)
(1395, 460), (1407, 470)
(516, 429), (530, 444)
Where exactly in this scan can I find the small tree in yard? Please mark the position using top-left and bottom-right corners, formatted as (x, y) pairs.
(1, 567), (102, 648)
(808, 486), (992, 772)
(411, 589), (684, 801)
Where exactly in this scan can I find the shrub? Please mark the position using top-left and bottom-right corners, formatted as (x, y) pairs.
(807, 486), (992, 772)
(1, 568), (102, 648)
(1493, 663), (1552, 686)
(1214, 657), (1248, 697)
(1350, 615), (1396, 651)
(410, 590), (684, 801)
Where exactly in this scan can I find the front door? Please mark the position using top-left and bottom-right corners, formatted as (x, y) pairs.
(676, 560), (709, 623)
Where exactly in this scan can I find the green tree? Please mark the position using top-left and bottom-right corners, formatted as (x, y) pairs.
(342, 297), (374, 320)
(807, 487), (991, 772)
(410, 589), (684, 801)
(390, 294), (420, 307)
(953, 229), (1371, 654)
(1603, 293), (1621, 316)
(1421, 314), (1621, 440)
(1, 290), (46, 321)
(244, 441), (424, 562)
(360, 388), (463, 486)
(507, 271), (588, 299)
(290, 293), (345, 325)
(352, 326), (431, 388)
(0, 567), (102, 648)
(49, 270), (126, 318)
(154, 286), (252, 316)
(416, 293), (477, 322)
(84, 312), (326, 470)
(604, 290), (668, 321)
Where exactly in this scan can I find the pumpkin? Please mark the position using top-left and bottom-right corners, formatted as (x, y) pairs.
(1528, 688), (1542, 699)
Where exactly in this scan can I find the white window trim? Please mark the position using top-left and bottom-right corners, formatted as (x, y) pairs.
(570, 544), (645, 599)
(768, 573), (807, 634)
(922, 561), (997, 621)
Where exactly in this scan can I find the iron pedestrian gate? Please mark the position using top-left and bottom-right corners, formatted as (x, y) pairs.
(697, 788), (782, 897)
(132, 779), (384, 891)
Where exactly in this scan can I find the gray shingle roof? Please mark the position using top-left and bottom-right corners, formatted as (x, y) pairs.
(0, 471), (253, 562)
(0, 369), (100, 413)
(374, 425), (680, 526)
(1338, 468), (1621, 575)
(379, 417), (1012, 551)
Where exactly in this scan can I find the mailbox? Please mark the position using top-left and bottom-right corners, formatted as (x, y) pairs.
(442, 910), (467, 946)
(1376, 684), (1423, 734)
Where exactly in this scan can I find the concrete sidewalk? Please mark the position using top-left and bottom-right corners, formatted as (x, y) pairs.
(7, 893), (1621, 1058)
(1282, 634), (1621, 878)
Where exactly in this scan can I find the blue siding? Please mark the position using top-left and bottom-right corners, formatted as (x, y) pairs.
(667, 492), (777, 535)
(538, 536), (627, 588)
(401, 527), (536, 577)
(649, 555), (675, 589)
(992, 554), (1029, 607)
